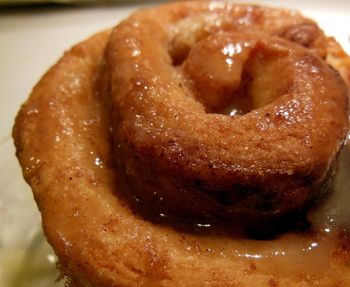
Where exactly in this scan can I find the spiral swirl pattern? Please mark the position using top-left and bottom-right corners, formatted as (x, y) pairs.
(13, 2), (350, 286)
(108, 2), (348, 223)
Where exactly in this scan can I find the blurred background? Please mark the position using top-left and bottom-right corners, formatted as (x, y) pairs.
(1, 0), (349, 286)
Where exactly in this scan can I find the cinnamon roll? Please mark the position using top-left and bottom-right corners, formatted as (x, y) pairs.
(13, 2), (350, 286)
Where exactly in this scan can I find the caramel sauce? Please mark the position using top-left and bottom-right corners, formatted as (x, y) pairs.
(182, 231), (336, 276)
(123, 142), (350, 278)
(179, 143), (350, 276)
(310, 142), (350, 231)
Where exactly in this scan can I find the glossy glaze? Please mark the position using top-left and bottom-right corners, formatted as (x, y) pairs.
(13, 2), (350, 286)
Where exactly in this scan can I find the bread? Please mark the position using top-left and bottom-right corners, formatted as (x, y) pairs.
(13, 2), (350, 286)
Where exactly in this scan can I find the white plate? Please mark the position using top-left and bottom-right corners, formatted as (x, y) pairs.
(1, 1), (349, 286)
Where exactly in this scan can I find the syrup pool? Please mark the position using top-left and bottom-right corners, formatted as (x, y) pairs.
(165, 143), (350, 278)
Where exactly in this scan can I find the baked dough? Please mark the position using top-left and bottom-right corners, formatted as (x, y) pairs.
(13, 2), (350, 286)
(107, 4), (348, 224)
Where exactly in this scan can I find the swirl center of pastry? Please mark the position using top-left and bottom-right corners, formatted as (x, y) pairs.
(182, 33), (316, 116)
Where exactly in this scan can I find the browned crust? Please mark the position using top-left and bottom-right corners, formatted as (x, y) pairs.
(13, 2), (350, 287)
(108, 2), (348, 222)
